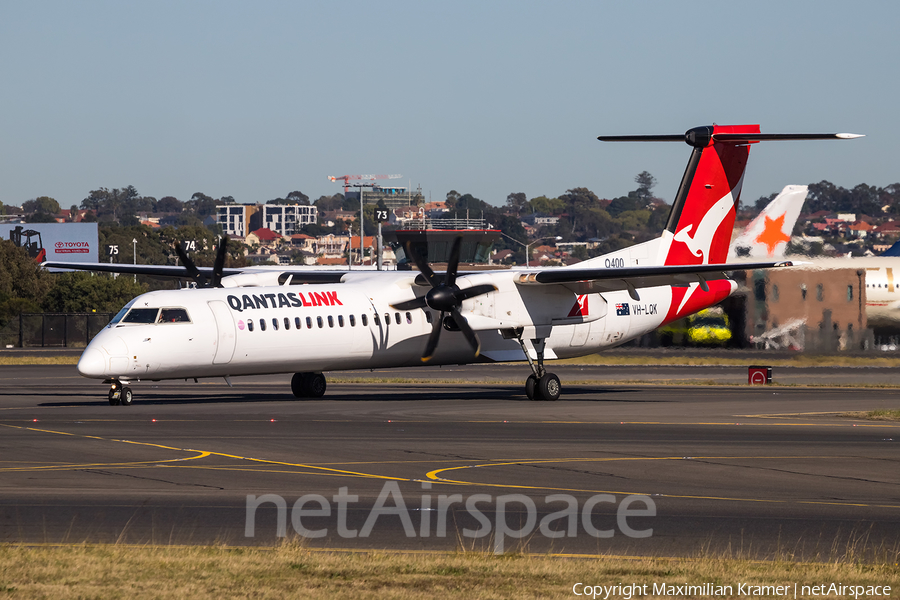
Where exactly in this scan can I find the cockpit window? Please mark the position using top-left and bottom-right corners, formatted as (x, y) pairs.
(121, 308), (160, 324)
(109, 306), (130, 325)
(158, 308), (191, 323)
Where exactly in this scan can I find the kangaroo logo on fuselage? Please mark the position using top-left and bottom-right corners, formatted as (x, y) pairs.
(672, 194), (734, 264)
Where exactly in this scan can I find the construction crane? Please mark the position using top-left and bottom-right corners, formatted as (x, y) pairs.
(327, 173), (402, 270)
(328, 173), (401, 194)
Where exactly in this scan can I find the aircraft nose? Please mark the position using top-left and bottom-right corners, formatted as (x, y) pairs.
(77, 348), (107, 378)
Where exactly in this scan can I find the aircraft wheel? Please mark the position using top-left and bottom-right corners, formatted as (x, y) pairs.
(538, 373), (561, 401)
(120, 387), (134, 406)
(290, 373), (307, 398)
(525, 374), (540, 400)
(108, 389), (120, 406)
(302, 373), (327, 398)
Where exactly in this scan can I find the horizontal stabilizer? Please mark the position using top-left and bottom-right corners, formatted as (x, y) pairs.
(599, 127), (863, 147)
(712, 132), (864, 143)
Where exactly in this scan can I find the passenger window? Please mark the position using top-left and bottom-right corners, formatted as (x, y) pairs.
(317, 316), (323, 328)
(260, 319), (267, 331)
(385, 313), (391, 325)
(306, 317), (312, 329)
(373, 314), (380, 326)
(395, 312), (401, 324)
(247, 319), (254, 332)
(406, 312), (412, 324)
(328, 315), (334, 328)
(362, 314), (368, 326)
(425, 311), (433, 324)
(159, 308), (191, 323)
(349, 314), (356, 327)
(338, 315), (344, 327)
(272, 318), (279, 330)
(122, 308), (159, 324)
(284, 317), (290, 330)
(295, 317), (302, 329)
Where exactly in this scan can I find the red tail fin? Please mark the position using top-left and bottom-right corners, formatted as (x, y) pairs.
(597, 125), (862, 266)
(663, 124), (758, 265)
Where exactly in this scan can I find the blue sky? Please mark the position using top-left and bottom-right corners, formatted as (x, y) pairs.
(1, 1), (896, 210)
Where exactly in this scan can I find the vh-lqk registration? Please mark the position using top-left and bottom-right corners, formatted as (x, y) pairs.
(45, 125), (860, 405)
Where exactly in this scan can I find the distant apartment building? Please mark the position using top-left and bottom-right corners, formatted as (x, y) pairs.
(262, 204), (317, 236)
(216, 203), (316, 238)
(217, 204), (258, 238)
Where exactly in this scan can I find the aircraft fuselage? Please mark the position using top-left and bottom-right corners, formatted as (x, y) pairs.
(77, 269), (735, 383)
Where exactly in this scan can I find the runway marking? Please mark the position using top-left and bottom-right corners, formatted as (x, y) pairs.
(4, 424), (898, 510)
(0, 422), (408, 482)
(426, 456), (900, 510)
(0, 423), (212, 471)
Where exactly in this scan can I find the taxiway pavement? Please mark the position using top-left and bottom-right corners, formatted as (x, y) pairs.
(0, 363), (898, 558)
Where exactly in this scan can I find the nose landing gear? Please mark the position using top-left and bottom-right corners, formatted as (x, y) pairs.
(107, 380), (133, 406)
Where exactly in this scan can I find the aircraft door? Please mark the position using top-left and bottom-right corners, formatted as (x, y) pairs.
(569, 323), (589, 347)
(208, 300), (237, 364)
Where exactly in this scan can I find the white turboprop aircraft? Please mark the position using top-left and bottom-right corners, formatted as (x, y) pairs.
(44, 125), (860, 405)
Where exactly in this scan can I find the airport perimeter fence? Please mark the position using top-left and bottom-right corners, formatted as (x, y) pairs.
(0, 313), (114, 348)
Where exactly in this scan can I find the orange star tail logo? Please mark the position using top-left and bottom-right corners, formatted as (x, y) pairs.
(755, 213), (791, 256)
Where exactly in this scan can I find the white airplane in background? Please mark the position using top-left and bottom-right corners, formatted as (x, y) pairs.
(730, 185), (808, 259)
(43, 125), (860, 405)
(789, 257), (900, 332)
(726, 186), (900, 332)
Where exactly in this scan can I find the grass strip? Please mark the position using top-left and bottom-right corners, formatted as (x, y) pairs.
(840, 409), (900, 422)
(4, 352), (900, 368)
(0, 356), (79, 365)
(326, 377), (900, 390)
(0, 543), (897, 599)
(552, 354), (900, 368)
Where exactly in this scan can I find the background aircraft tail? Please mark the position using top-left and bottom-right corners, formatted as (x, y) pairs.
(729, 184), (808, 259)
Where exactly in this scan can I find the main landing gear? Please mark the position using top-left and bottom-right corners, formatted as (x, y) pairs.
(107, 380), (133, 406)
(516, 336), (561, 401)
(291, 372), (327, 399)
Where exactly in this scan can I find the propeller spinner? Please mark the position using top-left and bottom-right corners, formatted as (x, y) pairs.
(392, 237), (496, 362)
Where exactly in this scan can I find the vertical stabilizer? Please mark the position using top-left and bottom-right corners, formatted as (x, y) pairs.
(729, 184), (808, 259)
(662, 124), (758, 266)
(597, 126), (861, 268)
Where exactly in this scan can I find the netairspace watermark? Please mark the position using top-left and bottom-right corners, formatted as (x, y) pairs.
(572, 582), (893, 599)
(245, 481), (656, 553)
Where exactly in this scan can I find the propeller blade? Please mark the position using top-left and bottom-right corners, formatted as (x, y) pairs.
(450, 307), (481, 357)
(444, 236), (462, 287)
(210, 237), (227, 288)
(455, 283), (497, 302)
(421, 311), (444, 362)
(174, 242), (200, 278)
(391, 297), (428, 311)
(405, 241), (440, 288)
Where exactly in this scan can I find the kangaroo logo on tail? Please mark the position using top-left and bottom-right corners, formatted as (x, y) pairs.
(672, 194), (735, 264)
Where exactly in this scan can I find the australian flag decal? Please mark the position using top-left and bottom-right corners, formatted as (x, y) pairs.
(615, 303), (630, 316)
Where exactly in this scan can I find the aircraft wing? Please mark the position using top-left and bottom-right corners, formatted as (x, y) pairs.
(41, 261), (246, 279)
(515, 260), (792, 297)
(40, 261), (352, 286)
